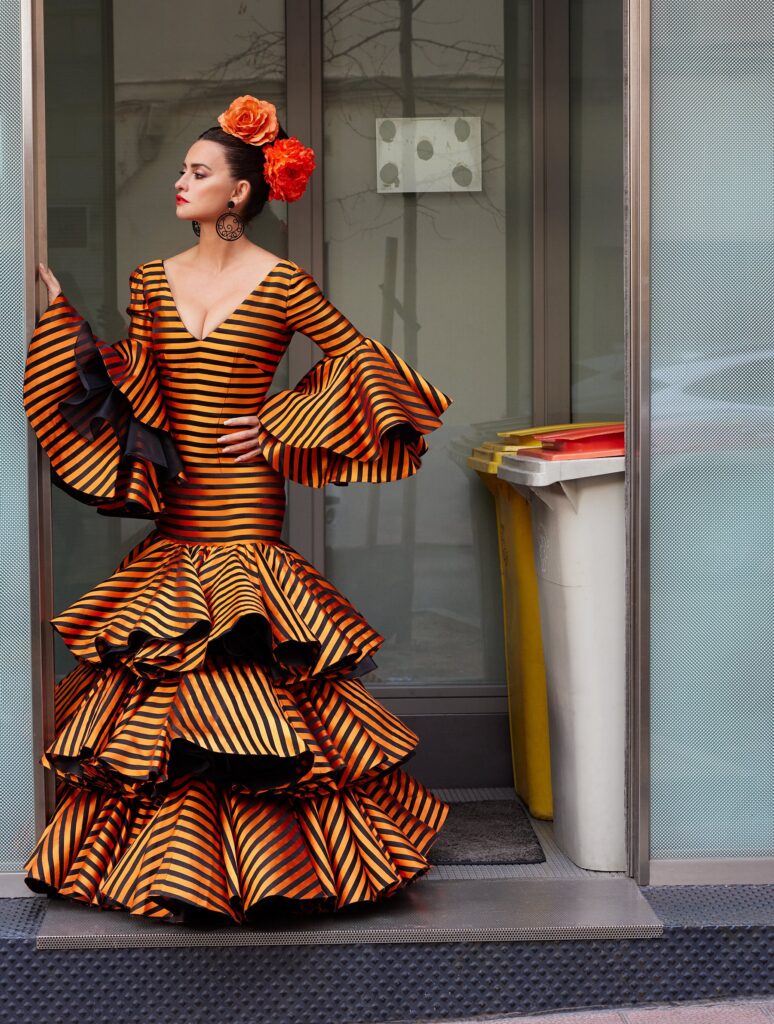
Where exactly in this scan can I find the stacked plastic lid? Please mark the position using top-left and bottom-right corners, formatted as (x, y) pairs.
(514, 423), (624, 461)
(467, 422), (614, 475)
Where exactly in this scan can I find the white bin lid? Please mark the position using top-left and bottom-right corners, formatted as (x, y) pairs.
(497, 453), (625, 488)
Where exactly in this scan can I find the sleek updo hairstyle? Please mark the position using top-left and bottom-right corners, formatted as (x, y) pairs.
(197, 123), (289, 223)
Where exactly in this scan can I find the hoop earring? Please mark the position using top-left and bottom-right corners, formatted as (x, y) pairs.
(215, 200), (244, 241)
(192, 220), (200, 237)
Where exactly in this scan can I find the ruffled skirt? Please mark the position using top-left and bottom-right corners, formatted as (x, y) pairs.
(24, 530), (448, 923)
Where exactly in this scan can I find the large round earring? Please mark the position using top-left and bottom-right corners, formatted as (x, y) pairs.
(215, 200), (244, 241)
(192, 220), (200, 237)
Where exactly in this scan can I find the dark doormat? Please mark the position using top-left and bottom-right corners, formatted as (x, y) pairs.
(429, 799), (546, 865)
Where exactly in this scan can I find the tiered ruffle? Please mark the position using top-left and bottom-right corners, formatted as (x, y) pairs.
(257, 338), (452, 486)
(26, 768), (446, 922)
(24, 526), (449, 919)
(50, 530), (384, 682)
(23, 294), (184, 517)
(41, 653), (419, 802)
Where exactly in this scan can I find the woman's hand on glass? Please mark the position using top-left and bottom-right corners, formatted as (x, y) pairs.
(38, 263), (61, 305)
(218, 416), (262, 463)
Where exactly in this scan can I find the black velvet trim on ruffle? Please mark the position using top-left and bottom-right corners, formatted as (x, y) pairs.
(96, 615), (379, 683)
(58, 320), (184, 484)
(49, 468), (162, 520)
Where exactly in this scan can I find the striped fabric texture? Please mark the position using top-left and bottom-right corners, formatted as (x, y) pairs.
(22, 258), (452, 924)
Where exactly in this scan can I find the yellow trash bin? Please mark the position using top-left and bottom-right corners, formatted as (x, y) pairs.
(468, 422), (613, 820)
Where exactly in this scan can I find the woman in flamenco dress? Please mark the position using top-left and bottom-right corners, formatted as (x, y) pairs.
(22, 95), (452, 926)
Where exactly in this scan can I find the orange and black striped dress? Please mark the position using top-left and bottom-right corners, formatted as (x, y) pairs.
(22, 257), (452, 925)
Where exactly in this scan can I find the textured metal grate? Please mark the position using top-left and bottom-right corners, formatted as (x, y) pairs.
(35, 923), (660, 948)
(642, 884), (774, 927)
(2, 892), (774, 1023)
(0, 894), (772, 1024)
(0, 897), (45, 943)
(649, 0), (774, 860)
(0, 0), (37, 872)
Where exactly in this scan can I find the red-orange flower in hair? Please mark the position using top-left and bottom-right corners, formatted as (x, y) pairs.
(218, 95), (279, 147)
(263, 137), (316, 202)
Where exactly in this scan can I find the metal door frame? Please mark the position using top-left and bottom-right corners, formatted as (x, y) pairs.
(625, 0), (652, 886)
(2, 0), (54, 897)
(285, 0), (326, 568)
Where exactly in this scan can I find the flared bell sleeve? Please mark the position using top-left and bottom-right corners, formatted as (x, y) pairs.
(256, 267), (453, 487)
(23, 264), (184, 518)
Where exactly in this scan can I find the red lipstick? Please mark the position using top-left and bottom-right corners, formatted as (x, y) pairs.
(176, 195), (189, 204)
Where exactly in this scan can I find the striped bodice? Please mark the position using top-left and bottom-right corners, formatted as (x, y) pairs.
(25, 255), (451, 546)
(134, 258), (360, 545)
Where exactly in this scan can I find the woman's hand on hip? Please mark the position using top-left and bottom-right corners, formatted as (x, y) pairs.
(38, 263), (61, 305)
(218, 416), (262, 463)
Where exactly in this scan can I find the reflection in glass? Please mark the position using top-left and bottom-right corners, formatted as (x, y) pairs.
(44, 0), (287, 679)
(569, 0), (624, 420)
(322, 0), (532, 684)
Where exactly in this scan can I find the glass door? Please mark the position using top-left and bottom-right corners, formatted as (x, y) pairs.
(319, 0), (532, 782)
(319, 0), (624, 786)
(43, 0), (289, 682)
(40, 0), (625, 791)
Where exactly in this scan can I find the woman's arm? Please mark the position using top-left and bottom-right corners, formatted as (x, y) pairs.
(25, 263), (183, 516)
(219, 267), (451, 481)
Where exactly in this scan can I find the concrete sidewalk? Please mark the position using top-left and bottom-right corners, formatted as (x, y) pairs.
(377, 996), (774, 1024)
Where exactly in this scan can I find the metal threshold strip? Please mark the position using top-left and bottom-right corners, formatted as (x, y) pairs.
(36, 877), (663, 949)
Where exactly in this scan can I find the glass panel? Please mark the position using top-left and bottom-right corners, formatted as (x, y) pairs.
(650, 1), (774, 858)
(322, 0), (532, 686)
(0, 0), (37, 870)
(570, 0), (625, 421)
(44, 0), (287, 680)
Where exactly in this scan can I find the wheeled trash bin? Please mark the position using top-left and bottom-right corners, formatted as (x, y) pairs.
(467, 422), (613, 820)
(498, 424), (625, 870)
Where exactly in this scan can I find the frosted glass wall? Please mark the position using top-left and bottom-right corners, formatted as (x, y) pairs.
(649, 0), (774, 859)
(0, 0), (37, 870)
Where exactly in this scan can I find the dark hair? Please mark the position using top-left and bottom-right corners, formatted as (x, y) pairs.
(196, 123), (288, 223)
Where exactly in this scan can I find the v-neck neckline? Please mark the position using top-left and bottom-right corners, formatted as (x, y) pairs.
(157, 256), (291, 341)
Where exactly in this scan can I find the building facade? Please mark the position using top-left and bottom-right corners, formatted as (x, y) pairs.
(0, 0), (772, 902)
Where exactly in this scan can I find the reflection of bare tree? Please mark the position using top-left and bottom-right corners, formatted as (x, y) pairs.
(317, 8), (508, 272)
(213, 0), (505, 232)
(324, 0), (505, 232)
(202, 1), (505, 652)
(323, 0), (505, 643)
(205, 26), (284, 82)
(324, 0), (505, 645)
(116, 4), (286, 197)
